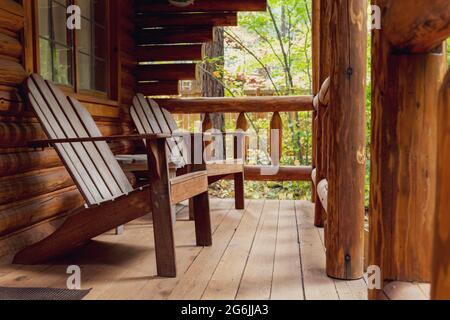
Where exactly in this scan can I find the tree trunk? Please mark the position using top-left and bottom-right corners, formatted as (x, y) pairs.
(202, 27), (225, 156)
(202, 28), (225, 124)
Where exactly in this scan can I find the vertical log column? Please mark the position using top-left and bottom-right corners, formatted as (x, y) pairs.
(314, 0), (331, 227)
(326, 0), (367, 280)
(311, 0), (321, 203)
(432, 70), (450, 300)
(369, 0), (448, 299)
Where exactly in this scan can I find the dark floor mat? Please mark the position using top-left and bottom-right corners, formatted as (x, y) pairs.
(0, 286), (91, 300)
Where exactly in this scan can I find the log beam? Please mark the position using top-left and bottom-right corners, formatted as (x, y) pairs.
(384, 0), (450, 53)
(135, 12), (238, 28)
(136, 0), (267, 13)
(154, 96), (314, 113)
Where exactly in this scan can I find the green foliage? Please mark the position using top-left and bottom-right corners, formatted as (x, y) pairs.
(207, 0), (314, 200)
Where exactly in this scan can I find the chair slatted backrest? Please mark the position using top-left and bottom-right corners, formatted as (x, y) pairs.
(26, 74), (133, 206)
(131, 93), (186, 167)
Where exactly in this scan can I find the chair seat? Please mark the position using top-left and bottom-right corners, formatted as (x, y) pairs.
(117, 154), (244, 177)
(170, 171), (209, 205)
(116, 154), (178, 172)
(205, 159), (244, 176)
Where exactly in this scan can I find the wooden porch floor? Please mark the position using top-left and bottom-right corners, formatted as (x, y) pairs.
(0, 199), (369, 300)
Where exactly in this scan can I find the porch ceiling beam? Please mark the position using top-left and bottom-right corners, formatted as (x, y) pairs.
(384, 0), (450, 53)
(137, 27), (213, 45)
(138, 44), (203, 62)
(136, 0), (267, 13)
(135, 12), (238, 28)
(138, 81), (180, 97)
(137, 64), (197, 81)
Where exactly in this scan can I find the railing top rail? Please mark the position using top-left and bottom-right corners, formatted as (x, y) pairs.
(154, 95), (314, 114)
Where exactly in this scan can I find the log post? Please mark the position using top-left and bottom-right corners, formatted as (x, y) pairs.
(236, 112), (249, 161)
(314, 0), (331, 228)
(369, 0), (448, 299)
(311, 0), (321, 203)
(202, 112), (213, 161)
(326, 0), (367, 280)
(270, 111), (282, 162)
(431, 70), (450, 300)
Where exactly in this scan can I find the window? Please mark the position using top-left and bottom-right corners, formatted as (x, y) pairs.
(37, 0), (108, 95)
(38, 0), (74, 86)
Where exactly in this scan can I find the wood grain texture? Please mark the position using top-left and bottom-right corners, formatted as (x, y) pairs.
(369, 0), (448, 300)
(314, 0), (332, 228)
(136, 0), (267, 13)
(13, 188), (152, 265)
(137, 64), (197, 81)
(155, 96), (314, 113)
(137, 27), (213, 45)
(384, 0), (450, 53)
(138, 44), (203, 62)
(431, 70), (450, 300)
(326, 0), (367, 280)
(136, 12), (238, 28)
(0, 0), (141, 255)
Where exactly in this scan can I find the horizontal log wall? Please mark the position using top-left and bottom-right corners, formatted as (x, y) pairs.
(0, 0), (138, 260)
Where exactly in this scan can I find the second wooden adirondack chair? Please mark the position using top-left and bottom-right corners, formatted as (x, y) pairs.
(14, 74), (212, 277)
(125, 94), (245, 216)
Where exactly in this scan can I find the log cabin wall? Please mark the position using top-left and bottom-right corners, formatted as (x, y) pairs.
(0, 0), (138, 262)
(134, 0), (266, 97)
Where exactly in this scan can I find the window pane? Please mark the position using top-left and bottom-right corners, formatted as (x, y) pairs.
(52, 2), (70, 45)
(78, 17), (92, 55)
(39, 38), (52, 81)
(79, 53), (92, 90)
(94, 59), (107, 92)
(38, 0), (50, 38)
(54, 44), (73, 85)
(78, 0), (108, 93)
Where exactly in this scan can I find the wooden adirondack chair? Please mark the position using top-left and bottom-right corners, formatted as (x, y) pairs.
(13, 74), (212, 278)
(127, 94), (245, 216)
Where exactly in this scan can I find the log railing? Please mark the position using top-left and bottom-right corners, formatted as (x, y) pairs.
(154, 96), (314, 182)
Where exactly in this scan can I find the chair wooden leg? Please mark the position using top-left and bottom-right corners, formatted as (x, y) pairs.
(234, 172), (245, 210)
(192, 191), (212, 246)
(147, 138), (177, 277)
(189, 198), (195, 220)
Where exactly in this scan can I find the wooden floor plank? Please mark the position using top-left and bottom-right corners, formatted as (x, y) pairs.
(169, 200), (247, 300)
(0, 199), (368, 300)
(295, 200), (339, 300)
(383, 281), (429, 300)
(201, 200), (265, 300)
(130, 199), (232, 300)
(271, 200), (304, 300)
(334, 279), (368, 300)
(236, 200), (279, 300)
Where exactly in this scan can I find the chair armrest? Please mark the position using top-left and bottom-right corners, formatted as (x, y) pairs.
(171, 132), (248, 138)
(28, 133), (170, 148)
